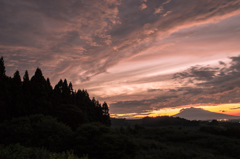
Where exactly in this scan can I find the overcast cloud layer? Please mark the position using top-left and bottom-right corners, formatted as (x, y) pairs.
(1, 0), (240, 117)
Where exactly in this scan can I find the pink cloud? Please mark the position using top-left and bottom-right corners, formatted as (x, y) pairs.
(140, 3), (147, 10)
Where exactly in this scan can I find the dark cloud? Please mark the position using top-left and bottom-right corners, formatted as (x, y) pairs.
(172, 55), (240, 104)
(219, 61), (226, 66)
(230, 107), (240, 110)
(110, 95), (178, 114)
(174, 56), (240, 91)
(148, 89), (163, 92)
(173, 65), (219, 81)
(110, 55), (240, 114)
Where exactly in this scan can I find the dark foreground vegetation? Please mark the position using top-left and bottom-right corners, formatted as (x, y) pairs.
(1, 56), (240, 159)
(119, 121), (240, 159)
(0, 57), (136, 159)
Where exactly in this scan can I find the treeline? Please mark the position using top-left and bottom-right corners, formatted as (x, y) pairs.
(0, 57), (137, 159)
(142, 116), (199, 127)
(111, 116), (199, 128)
(127, 125), (240, 159)
(0, 57), (110, 129)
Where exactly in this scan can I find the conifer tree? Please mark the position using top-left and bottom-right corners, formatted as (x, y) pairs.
(46, 78), (53, 94)
(54, 79), (63, 94)
(102, 102), (109, 116)
(22, 70), (31, 115)
(31, 68), (48, 98)
(0, 57), (8, 121)
(23, 70), (29, 83)
(46, 78), (52, 88)
(0, 56), (6, 78)
(102, 102), (111, 126)
(63, 79), (70, 95)
(11, 70), (23, 117)
(62, 79), (70, 104)
(30, 68), (49, 114)
(13, 70), (22, 87)
(69, 82), (73, 94)
(34, 68), (43, 77)
(22, 70), (31, 93)
(31, 68), (47, 88)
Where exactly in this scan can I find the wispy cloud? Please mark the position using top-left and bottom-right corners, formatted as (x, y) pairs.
(140, 3), (147, 10)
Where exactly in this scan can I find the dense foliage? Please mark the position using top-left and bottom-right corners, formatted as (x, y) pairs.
(111, 116), (200, 127)
(141, 116), (199, 127)
(0, 143), (83, 159)
(117, 122), (240, 159)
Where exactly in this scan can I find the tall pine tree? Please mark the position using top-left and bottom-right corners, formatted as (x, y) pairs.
(0, 57), (8, 121)
(102, 102), (111, 126)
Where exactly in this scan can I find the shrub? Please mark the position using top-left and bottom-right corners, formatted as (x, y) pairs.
(0, 114), (73, 152)
(0, 143), (82, 159)
(73, 122), (137, 159)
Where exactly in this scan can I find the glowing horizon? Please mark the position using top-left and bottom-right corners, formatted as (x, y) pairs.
(110, 103), (240, 119)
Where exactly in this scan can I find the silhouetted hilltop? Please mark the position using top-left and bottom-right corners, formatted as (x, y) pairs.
(141, 116), (199, 126)
(173, 107), (240, 120)
(111, 116), (199, 127)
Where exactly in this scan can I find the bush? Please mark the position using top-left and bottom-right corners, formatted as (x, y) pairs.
(0, 114), (73, 152)
(0, 143), (82, 159)
(73, 122), (137, 159)
(54, 104), (88, 130)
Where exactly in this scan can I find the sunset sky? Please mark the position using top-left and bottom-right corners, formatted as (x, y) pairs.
(1, 0), (240, 118)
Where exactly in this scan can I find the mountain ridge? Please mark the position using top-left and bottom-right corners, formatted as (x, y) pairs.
(172, 107), (240, 120)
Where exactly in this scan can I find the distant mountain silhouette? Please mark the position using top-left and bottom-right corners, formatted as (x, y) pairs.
(172, 107), (240, 120)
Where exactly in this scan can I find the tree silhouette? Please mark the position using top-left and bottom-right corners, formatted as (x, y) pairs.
(102, 102), (111, 126)
(0, 56), (6, 78)
(23, 70), (30, 83)
(30, 68), (48, 98)
(0, 57), (9, 121)
(69, 82), (73, 94)
(46, 78), (53, 92)
(13, 70), (22, 88)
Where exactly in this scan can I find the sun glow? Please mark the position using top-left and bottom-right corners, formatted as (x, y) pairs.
(197, 103), (240, 116)
(111, 103), (240, 119)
